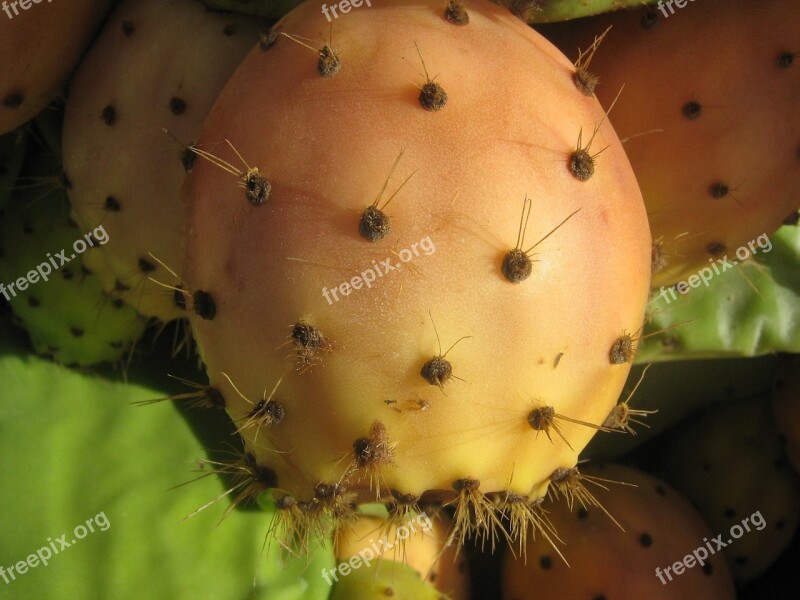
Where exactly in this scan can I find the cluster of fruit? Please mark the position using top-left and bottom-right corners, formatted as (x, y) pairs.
(1, 0), (798, 598)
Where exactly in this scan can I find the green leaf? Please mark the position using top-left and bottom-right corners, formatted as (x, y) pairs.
(636, 225), (800, 362)
(0, 330), (333, 600)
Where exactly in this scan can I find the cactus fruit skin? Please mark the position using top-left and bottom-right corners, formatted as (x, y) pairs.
(0, 0), (114, 135)
(0, 153), (147, 367)
(659, 397), (800, 584)
(63, 0), (263, 322)
(542, 0), (800, 288)
(184, 0), (651, 551)
(501, 463), (737, 599)
(773, 355), (800, 475)
(333, 513), (469, 599)
(330, 560), (451, 600)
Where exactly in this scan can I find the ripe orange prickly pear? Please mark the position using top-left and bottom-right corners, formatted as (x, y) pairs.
(542, 0), (800, 287)
(182, 0), (651, 553)
(0, 0), (113, 135)
(502, 463), (737, 599)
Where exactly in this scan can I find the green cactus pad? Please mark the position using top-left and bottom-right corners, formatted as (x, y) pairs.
(0, 330), (334, 600)
(636, 224), (800, 362)
(330, 560), (449, 600)
(0, 152), (147, 366)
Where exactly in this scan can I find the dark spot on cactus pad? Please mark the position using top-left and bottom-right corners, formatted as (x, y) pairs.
(101, 105), (117, 126)
(138, 257), (156, 273)
(709, 182), (729, 199)
(574, 69), (599, 97)
(245, 171), (270, 206)
(421, 356), (453, 386)
(651, 241), (666, 274)
(354, 421), (393, 467)
(250, 397), (285, 427)
(223, 23), (238, 36)
(609, 334), (634, 364)
(527, 406), (555, 431)
(391, 490), (419, 505)
(655, 484), (667, 496)
(577, 507), (589, 520)
(114, 279), (130, 293)
(724, 508), (736, 518)
(169, 97), (187, 116)
(276, 495), (296, 510)
(259, 28), (278, 51)
(539, 555), (552, 570)
(639, 533), (653, 547)
(181, 143), (198, 173)
(453, 478), (480, 492)
(27, 296), (40, 308)
(60, 172), (72, 190)
(104, 196), (121, 212)
(384, 589), (394, 596)
(445, 1), (469, 25)
(702, 563), (714, 575)
(776, 519), (786, 529)
(706, 241), (727, 256)
(206, 387), (225, 409)
(121, 20), (135, 36)
(318, 45), (341, 78)
(70, 327), (84, 338)
(291, 320), (328, 366)
(62, 268), (75, 280)
(419, 82), (447, 111)
(784, 211), (799, 226)
(568, 148), (594, 181)
(682, 101), (702, 120)
(359, 205), (392, 242)
(735, 556), (748, 565)
(252, 464), (278, 488)
(112, 298), (125, 309)
(776, 52), (796, 68)
(22, 221), (33, 234)
(641, 8), (659, 29)
(501, 248), (533, 283)
(173, 288), (187, 310)
(2, 92), (24, 108)
(193, 290), (216, 320)
(110, 341), (123, 349)
(314, 482), (340, 501)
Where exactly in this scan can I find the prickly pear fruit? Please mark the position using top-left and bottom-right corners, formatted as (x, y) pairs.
(542, 0), (800, 288)
(330, 560), (450, 600)
(659, 397), (800, 583)
(183, 0), (651, 553)
(333, 512), (469, 599)
(0, 0), (113, 135)
(0, 152), (146, 367)
(501, 463), (736, 599)
(63, 0), (263, 322)
(773, 355), (800, 475)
